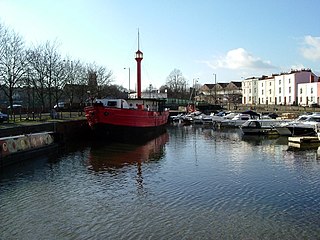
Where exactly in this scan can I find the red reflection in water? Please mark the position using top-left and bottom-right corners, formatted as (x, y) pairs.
(88, 132), (169, 172)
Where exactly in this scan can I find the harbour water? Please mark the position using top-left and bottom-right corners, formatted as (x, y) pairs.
(1, 125), (320, 239)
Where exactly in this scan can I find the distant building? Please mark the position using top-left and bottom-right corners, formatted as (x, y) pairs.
(224, 81), (242, 105)
(298, 82), (320, 106)
(242, 69), (319, 106)
(258, 75), (275, 105)
(274, 69), (318, 105)
(197, 81), (242, 105)
(242, 77), (259, 105)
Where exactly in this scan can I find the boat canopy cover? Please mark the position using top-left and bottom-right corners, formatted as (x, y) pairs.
(241, 110), (260, 118)
(242, 120), (261, 128)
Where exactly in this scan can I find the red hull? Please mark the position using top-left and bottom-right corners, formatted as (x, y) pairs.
(85, 105), (169, 128)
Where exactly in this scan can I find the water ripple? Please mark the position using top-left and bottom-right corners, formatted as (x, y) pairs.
(1, 127), (320, 239)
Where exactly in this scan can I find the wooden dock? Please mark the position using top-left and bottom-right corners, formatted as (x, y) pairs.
(288, 136), (320, 149)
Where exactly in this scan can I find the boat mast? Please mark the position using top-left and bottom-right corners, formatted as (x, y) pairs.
(135, 29), (143, 99)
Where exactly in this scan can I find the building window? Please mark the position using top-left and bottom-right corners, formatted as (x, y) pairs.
(311, 88), (313, 94)
(262, 90), (264, 95)
(300, 88), (302, 94)
(279, 79), (281, 84)
(289, 78), (290, 83)
(279, 96), (281, 103)
(249, 89), (251, 93)
(269, 89), (271, 94)
(289, 87), (291, 93)
(289, 96), (291, 103)
(262, 83), (264, 87)
(300, 97), (302, 103)
(279, 87), (281, 94)
(269, 82), (271, 86)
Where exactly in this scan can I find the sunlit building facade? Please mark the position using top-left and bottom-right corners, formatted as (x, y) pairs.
(274, 69), (317, 105)
(298, 82), (320, 106)
(242, 77), (259, 105)
(242, 69), (319, 106)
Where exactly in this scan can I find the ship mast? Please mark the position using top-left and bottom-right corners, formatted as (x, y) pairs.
(135, 29), (143, 99)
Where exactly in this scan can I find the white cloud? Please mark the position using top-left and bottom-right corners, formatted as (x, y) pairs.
(206, 48), (275, 70)
(301, 35), (320, 61)
(290, 64), (306, 70)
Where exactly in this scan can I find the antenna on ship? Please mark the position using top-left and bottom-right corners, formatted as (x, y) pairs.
(135, 28), (143, 99)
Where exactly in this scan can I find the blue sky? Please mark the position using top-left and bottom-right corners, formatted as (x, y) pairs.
(0, 0), (320, 91)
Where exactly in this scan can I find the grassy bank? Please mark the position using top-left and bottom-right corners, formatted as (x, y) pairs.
(0, 111), (86, 129)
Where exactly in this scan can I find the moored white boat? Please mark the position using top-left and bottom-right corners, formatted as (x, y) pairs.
(193, 112), (216, 125)
(275, 113), (320, 136)
(170, 113), (184, 123)
(240, 119), (285, 135)
(219, 113), (251, 128)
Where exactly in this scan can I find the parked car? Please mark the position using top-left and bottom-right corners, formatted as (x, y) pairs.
(54, 102), (65, 109)
(0, 112), (8, 123)
(309, 103), (319, 108)
(7, 104), (22, 109)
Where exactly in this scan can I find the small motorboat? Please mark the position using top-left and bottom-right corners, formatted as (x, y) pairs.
(240, 119), (284, 135)
(275, 113), (320, 136)
(220, 113), (252, 128)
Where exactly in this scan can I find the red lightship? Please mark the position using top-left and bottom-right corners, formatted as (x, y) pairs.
(85, 34), (169, 141)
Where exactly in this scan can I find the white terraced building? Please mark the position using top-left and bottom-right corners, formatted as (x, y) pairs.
(242, 77), (259, 105)
(298, 81), (320, 106)
(242, 69), (320, 106)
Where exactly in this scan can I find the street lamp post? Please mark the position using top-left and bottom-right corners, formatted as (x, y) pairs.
(193, 78), (199, 99)
(124, 67), (131, 94)
(190, 78), (199, 101)
(213, 73), (217, 104)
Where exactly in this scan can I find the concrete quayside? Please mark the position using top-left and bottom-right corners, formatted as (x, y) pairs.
(0, 119), (90, 168)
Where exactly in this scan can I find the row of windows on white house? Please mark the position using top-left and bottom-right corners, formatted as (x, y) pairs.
(241, 69), (320, 106)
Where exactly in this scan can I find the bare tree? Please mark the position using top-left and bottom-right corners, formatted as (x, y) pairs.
(23, 67), (34, 117)
(26, 45), (48, 111)
(0, 22), (116, 117)
(0, 24), (27, 112)
(74, 62), (90, 110)
(101, 84), (127, 98)
(42, 41), (63, 108)
(87, 63), (113, 98)
(166, 69), (188, 99)
(52, 59), (67, 107)
(63, 59), (87, 110)
(26, 41), (64, 111)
